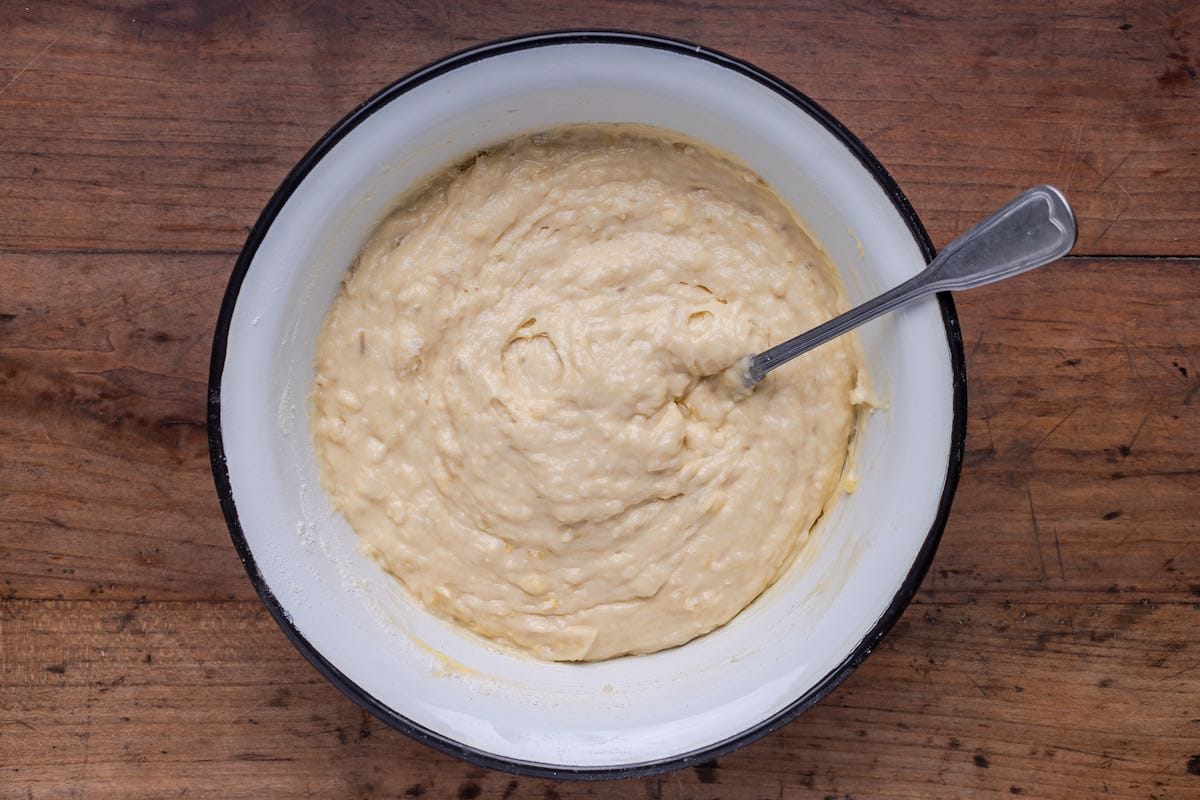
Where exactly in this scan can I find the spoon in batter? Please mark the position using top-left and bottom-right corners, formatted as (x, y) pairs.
(738, 184), (1077, 388)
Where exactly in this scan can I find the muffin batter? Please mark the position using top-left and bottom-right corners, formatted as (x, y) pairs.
(312, 126), (863, 661)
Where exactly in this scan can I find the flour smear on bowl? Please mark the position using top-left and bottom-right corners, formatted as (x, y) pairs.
(310, 125), (867, 661)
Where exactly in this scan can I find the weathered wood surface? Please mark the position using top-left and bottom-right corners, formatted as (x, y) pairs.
(0, 1), (1197, 256)
(2, 598), (1198, 799)
(5, 256), (1197, 607)
(2, 1), (1199, 798)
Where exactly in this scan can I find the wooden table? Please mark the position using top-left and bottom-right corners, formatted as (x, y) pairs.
(2, 2), (1198, 797)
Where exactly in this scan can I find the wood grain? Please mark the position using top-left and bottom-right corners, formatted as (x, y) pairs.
(2, 1), (1200, 797)
(0, 252), (243, 603)
(3, 598), (1198, 799)
(4, 256), (1198, 605)
(0, 1), (1197, 256)
(934, 258), (1200, 605)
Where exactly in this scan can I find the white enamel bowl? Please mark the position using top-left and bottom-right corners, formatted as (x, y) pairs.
(208, 32), (965, 778)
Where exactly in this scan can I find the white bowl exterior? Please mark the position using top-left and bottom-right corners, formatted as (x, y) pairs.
(218, 42), (955, 768)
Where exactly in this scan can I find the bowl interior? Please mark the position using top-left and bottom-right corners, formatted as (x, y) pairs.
(214, 39), (957, 771)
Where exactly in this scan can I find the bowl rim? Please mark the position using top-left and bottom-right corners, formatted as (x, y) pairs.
(207, 29), (967, 780)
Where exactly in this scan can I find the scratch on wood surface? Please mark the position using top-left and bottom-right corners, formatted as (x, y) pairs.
(867, 122), (898, 143)
(1140, 347), (1187, 385)
(1063, 126), (1084, 191)
(444, 0), (457, 51)
(1053, 129), (1069, 183)
(0, 30), (63, 99)
(1126, 408), (1153, 454)
(1, 719), (38, 732)
(285, 105), (314, 143)
(1094, 155), (1134, 242)
(77, 712), (92, 785)
(1118, 9), (1200, 34)
(1048, 743), (1137, 764)
(1165, 661), (1199, 680)
(232, 697), (272, 724)
(1183, 372), (1200, 406)
(1112, 468), (1200, 480)
(968, 327), (985, 359)
(671, 770), (685, 799)
(1151, 543), (1190, 577)
(1031, 407), (1077, 453)
(1027, 486), (1049, 586)
(966, 674), (990, 697)
(981, 397), (997, 456)
(1096, 205), (1126, 242)
(1121, 333), (1142, 381)
(123, 285), (219, 322)
(1051, 0), (1061, 51)
(1051, 524), (1067, 583)
(417, 0), (457, 51)
(1092, 151), (1133, 192)
(124, 461), (172, 502)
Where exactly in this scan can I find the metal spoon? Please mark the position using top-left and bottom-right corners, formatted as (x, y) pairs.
(739, 184), (1077, 388)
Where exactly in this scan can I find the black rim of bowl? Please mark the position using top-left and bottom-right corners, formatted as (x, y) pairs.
(207, 29), (968, 781)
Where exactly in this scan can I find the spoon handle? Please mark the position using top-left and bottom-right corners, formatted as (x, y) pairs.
(745, 185), (1077, 386)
